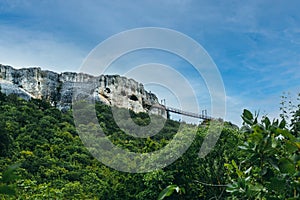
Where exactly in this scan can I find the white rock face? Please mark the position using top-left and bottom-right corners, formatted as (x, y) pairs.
(0, 64), (167, 117)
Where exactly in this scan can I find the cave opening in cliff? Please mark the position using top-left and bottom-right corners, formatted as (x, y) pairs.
(105, 88), (111, 93)
(129, 94), (138, 101)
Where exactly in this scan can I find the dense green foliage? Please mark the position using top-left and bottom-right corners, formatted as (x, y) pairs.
(225, 109), (300, 199)
(0, 91), (299, 199)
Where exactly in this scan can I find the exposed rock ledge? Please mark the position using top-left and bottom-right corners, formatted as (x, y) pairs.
(0, 64), (166, 117)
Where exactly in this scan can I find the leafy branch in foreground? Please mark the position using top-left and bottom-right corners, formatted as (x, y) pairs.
(225, 109), (300, 199)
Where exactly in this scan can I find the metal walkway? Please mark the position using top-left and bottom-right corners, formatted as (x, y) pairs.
(152, 104), (212, 120)
(166, 106), (212, 120)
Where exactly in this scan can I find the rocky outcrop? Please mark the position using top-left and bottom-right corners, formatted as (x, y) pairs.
(0, 64), (167, 117)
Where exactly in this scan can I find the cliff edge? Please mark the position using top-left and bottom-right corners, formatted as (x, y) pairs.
(0, 64), (166, 117)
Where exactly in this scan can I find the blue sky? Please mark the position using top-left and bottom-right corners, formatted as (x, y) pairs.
(0, 0), (299, 125)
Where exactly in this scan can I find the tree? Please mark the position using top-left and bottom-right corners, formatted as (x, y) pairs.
(225, 109), (300, 199)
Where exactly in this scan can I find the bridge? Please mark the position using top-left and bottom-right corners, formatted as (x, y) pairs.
(152, 103), (212, 121)
(165, 106), (212, 120)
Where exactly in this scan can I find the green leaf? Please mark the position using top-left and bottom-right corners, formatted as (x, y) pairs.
(285, 141), (298, 153)
(271, 136), (277, 148)
(241, 125), (253, 134)
(249, 183), (263, 192)
(232, 160), (243, 177)
(238, 145), (248, 150)
(231, 160), (238, 169)
(278, 158), (295, 174)
(260, 168), (268, 176)
(244, 166), (252, 174)
(273, 119), (279, 127)
(249, 131), (263, 144)
(242, 109), (254, 125)
(292, 154), (300, 163)
(158, 185), (179, 200)
(293, 142), (300, 150)
(243, 109), (253, 120)
(226, 182), (239, 193)
(263, 117), (271, 129)
(279, 119), (286, 129)
(268, 158), (279, 171)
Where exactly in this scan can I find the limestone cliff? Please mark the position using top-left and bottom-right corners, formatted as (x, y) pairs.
(0, 64), (166, 117)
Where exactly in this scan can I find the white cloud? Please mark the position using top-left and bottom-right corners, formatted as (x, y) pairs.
(0, 25), (86, 72)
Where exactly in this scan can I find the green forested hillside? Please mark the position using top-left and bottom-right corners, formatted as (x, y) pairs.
(0, 91), (299, 199)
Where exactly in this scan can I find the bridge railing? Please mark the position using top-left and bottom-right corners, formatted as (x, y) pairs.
(151, 104), (212, 120)
(166, 106), (212, 120)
